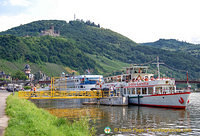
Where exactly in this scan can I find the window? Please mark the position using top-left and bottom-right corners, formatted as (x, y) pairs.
(132, 88), (135, 94)
(136, 88), (140, 94)
(128, 88), (131, 94)
(124, 89), (126, 94)
(148, 88), (153, 94)
(142, 88), (147, 94)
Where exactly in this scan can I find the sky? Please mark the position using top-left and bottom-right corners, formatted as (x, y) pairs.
(0, 0), (200, 44)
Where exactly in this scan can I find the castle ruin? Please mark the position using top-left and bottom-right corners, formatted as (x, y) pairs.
(40, 26), (60, 37)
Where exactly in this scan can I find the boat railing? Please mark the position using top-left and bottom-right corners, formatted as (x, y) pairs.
(176, 88), (192, 93)
(129, 77), (175, 83)
(175, 89), (186, 93)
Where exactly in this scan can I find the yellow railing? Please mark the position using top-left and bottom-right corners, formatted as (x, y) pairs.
(18, 90), (104, 99)
(18, 77), (112, 99)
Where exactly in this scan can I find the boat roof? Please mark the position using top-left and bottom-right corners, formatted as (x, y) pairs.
(124, 65), (149, 69)
(67, 75), (103, 79)
(78, 75), (103, 78)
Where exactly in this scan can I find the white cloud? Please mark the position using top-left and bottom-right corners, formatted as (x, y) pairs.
(1, 0), (200, 44)
(0, 1), (9, 6)
(0, 14), (35, 31)
(9, 0), (31, 7)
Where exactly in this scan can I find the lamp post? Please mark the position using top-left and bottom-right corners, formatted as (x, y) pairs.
(12, 78), (15, 96)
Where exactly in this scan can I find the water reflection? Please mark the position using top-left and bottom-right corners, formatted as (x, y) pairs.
(39, 93), (200, 135)
(96, 106), (191, 135)
(47, 107), (104, 120)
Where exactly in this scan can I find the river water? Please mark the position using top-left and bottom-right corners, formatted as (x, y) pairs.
(37, 93), (200, 136)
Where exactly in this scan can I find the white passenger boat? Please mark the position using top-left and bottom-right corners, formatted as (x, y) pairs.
(66, 75), (104, 90)
(54, 75), (104, 91)
(104, 58), (191, 109)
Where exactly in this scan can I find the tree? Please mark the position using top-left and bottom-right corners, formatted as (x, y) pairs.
(12, 71), (28, 80)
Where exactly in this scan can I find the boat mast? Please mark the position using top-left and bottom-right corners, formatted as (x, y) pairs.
(186, 71), (189, 84)
(152, 56), (164, 79)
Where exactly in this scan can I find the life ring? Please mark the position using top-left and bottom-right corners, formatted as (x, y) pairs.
(178, 97), (184, 104)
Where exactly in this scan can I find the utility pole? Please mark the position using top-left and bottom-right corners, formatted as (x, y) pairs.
(12, 78), (14, 96)
(152, 56), (164, 79)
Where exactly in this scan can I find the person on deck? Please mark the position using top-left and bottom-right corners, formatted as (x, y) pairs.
(33, 86), (37, 97)
(34, 86), (36, 92)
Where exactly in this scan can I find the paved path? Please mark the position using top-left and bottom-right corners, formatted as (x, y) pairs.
(0, 90), (11, 136)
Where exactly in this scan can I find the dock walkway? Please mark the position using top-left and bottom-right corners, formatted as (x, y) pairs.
(0, 90), (10, 136)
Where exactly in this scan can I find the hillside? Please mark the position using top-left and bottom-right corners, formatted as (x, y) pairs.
(0, 20), (138, 63)
(0, 20), (200, 79)
(141, 39), (200, 58)
(0, 59), (67, 77)
(0, 35), (103, 74)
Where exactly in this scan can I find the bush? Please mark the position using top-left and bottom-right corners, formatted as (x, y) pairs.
(24, 86), (32, 90)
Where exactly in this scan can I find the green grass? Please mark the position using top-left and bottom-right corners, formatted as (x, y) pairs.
(37, 62), (67, 77)
(87, 54), (129, 75)
(5, 94), (95, 136)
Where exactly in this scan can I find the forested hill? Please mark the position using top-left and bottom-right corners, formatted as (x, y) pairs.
(0, 20), (200, 79)
(141, 39), (200, 58)
(0, 35), (98, 73)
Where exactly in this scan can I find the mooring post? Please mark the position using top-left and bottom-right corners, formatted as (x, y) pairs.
(138, 95), (140, 105)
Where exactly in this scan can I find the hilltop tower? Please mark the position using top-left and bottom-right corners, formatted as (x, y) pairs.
(24, 64), (31, 74)
(24, 64), (34, 80)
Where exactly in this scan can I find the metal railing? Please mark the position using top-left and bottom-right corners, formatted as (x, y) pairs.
(18, 76), (112, 99)
(18, 90), (104, 99)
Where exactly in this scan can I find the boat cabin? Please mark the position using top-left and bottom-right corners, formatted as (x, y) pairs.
(123, 66), (154, 82)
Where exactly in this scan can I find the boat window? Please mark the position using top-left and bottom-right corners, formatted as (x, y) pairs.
(142, 69), (145, 73)
(136, 88), (140, 94)
(142, 88), (147, 94)
(124, 89), (126, 94)
(155, 87), (162, 94)
(165, 87), (170, 93)
(132, 88), (135, 94)
(128, 88), (131, 94)
(162, 87), (167, 94)
(116, 88), (119, 94)
(169, 87), (174, 93)
(148, 87), (153, 94)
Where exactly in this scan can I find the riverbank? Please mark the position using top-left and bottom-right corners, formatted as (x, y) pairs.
(0, 91), (10, 136)
(5, 93), (95, 136)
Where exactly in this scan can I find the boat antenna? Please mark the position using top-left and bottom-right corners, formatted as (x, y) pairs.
(152, 56), (164, 79)
(186, 71), (189, 84)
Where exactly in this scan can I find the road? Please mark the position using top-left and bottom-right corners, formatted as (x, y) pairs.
(0, 90), (11, 136)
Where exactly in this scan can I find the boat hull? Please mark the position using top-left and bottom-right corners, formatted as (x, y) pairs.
(100, 96), (128, 106)
(128, 92), (190, 109)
